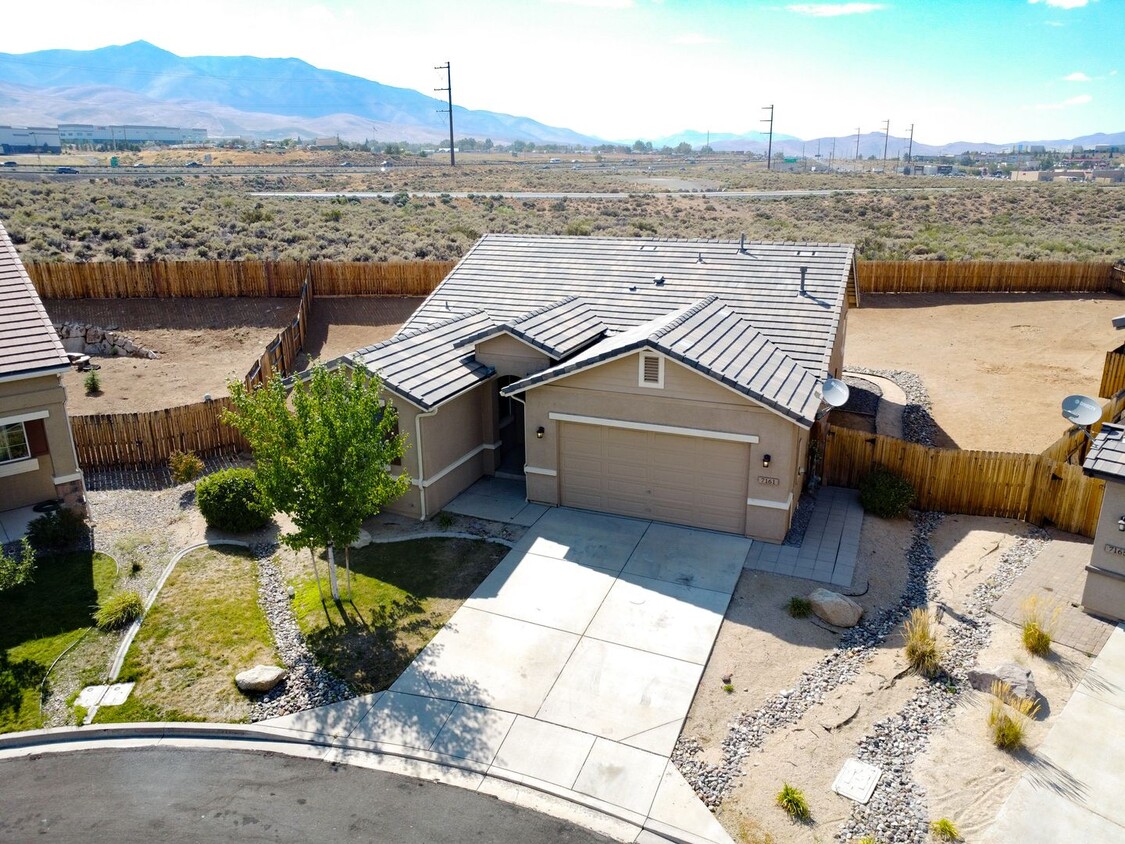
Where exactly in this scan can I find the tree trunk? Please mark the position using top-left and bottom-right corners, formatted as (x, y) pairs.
(309, 548), (325, 602)
(344, 545), (353, 601)
(326, 543), (341, 601)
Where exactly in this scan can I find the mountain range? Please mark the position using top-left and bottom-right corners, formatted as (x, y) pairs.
(0, 41), (1121, 154)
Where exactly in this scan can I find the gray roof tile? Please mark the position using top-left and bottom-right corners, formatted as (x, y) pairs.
(455, 296), (605, 359)
(0, 223), (69, 379)
(502, 298), (823, 425)
(1083, 424), (1125, 480)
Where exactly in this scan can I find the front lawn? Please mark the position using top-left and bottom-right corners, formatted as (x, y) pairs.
(291, 538), (507, 692)
(96, 546), (277, 724)
(0, 551), (116, 733)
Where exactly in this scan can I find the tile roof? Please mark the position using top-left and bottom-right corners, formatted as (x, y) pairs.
(403, 234), (853, 374)
(502, 298), (823, 425)
(454, 296), (606, 360)
(0, 222), (69, 379)
(347, 310), (495, 410)
(1083, 423), (1125, 481)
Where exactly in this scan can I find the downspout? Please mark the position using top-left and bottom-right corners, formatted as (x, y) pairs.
(415, 406), (439, 520)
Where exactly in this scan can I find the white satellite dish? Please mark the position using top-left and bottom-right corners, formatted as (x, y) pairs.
(1061, 394), (1101, 427)
(821, 377), (851, 408)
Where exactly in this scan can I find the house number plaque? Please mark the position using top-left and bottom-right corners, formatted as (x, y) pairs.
(758, 476), (780, 486)
(1104, 543), (1125, 557)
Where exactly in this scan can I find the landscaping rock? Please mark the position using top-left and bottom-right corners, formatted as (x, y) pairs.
(808, 588), (864, 627)
(236, 664), (288, 693)
(350, 528), (372, 550)
(968, 662), (1037, 702)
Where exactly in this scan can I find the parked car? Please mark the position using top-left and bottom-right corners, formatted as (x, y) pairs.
(55, 166), (79, 174)
(184, 161), (202, 168)
(2, 161), (17, 168)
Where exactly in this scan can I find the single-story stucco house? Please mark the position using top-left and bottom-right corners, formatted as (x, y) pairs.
(0, 222), (86, 514)
(339, 234), (857, 542)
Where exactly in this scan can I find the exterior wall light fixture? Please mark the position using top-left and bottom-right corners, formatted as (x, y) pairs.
(762, 454), (771, 468)
(1118, 516), (1125, 531)
(536, 426), (545, 439)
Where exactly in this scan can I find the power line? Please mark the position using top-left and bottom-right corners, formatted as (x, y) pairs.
(434, 62), (454, 166)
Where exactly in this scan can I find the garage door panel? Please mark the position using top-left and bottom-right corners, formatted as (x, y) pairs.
(559, 422), (749, 534)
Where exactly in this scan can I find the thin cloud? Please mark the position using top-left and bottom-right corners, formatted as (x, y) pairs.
(1028, 0), (1089, 9)
(672, 32), (723, 45)
(786, 3), (884, 17)
(1063, 71), (1092, 81)
(1035, 93), (1093, 110)
(545, 0), (634, 7)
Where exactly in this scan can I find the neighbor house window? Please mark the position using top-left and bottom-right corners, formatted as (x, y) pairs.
(638, 353), (664, 388)
(0, 422), (30, 464)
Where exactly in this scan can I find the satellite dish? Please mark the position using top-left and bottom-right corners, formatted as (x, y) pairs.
(821, 377), (851, 408)
(1061, 394), (1101, 427)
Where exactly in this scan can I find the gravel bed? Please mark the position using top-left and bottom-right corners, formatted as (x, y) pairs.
(840, 527), (1049, 843)
(782, 490), (818, 546)
(846, 367), (937, 445)
(841, 375), (883, 417)
(248, 544), (352, 721)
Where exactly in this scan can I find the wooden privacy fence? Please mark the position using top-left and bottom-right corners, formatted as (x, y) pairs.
(71, 398), (248, 468)
(1101, 344), (1125, 398)
(858, 260), (1116, 295)
(822, 425), (1104, 537)
(28, 260), (456, 299)
(1040, 388), (1125, 464)
(244, 274), (313, 390)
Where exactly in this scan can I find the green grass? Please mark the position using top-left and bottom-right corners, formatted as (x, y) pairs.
(0, 551), (116, 733)
(95, 546), (275, 724)
(291, 538), (507, 692)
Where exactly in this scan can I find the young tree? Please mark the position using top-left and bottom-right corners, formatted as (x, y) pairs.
(225, 363), (410, 601)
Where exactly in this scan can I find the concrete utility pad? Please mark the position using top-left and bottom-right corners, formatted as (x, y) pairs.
(74, 683), (134, 708)
(442, 477), (548, 526)
(833, 758), (882, 804)
(622, 522), (749, 593)
(391, 607), (579, 714)
(510, 507), (650, 572)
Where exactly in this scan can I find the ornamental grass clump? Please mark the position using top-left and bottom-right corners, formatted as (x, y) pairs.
(903, 607), (945, 678)
(930, 817), (961, 841)
(1020, 595), (1058, 657)
(775, 782), (810, 821)
(987, 680), (1040, 751)
(786, 596), (812, 618)
(94, 590), (144, 630)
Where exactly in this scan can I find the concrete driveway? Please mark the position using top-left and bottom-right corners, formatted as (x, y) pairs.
(266, 507), (750, 842)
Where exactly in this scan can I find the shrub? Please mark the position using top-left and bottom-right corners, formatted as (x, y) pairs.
(787, 596), (812, 618)
(1020, 595), (1057, 657)
(775, 783), (810, 820)
(195, 468), (272, 533)
(930, 818), (961, 841)
(0, 539), (36, 591)
(94, 590), (144, 630)
(987, 681), (1040, 751)
(168, 450), (205, 485)
(859, 466), (915, 518)
(903, 608), (944, 678)
(84, 369), (101, 395)
(27, 508), (89, 553)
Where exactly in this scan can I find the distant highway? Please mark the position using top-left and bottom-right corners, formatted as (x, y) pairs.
(250, 187), (955, 200)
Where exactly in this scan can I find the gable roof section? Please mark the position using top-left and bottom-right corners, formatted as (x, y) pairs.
(0, 222), (69, 380)
(1083, 423), (1125, 481)
(404, 234), (853, 375)
(502, 298), (823, 426)
(454, 296), (606, 360)
(349, 310), (495, 410)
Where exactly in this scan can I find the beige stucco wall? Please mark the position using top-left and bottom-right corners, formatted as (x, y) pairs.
(0, 373), (83, 511)
(473, 334), (552, 379)
(521, 351), (804, 540)
(1082, 479), (1125, 621)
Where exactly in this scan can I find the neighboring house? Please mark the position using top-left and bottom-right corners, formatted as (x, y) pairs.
(0, 222), (86, 513)
(341, 234), (856, 542)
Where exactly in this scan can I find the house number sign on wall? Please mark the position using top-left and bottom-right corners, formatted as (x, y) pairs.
(758, 476), (780, 486)
(1104, 543), (1125, 557)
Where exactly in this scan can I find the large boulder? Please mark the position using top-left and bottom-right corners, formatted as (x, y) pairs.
(350, 528), (372, 549)
(808, 588), (864, 628)
(235, 665), (288, 694)
(968, 662), (1037, 702)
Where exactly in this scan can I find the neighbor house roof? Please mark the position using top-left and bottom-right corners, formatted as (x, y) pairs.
(402, 234), (854, 374)
(0, 222), (69, 380)
(502, 297), (823, 425)
(347, 310), (495, 410)
(1083, 423), (1125, 481)
(454, 296), (606, 360)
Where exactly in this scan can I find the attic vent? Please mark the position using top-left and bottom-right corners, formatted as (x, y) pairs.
(653, 275), (665, 286)
(639, 353), (664, 388)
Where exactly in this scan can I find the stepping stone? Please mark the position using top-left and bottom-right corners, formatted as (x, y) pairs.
(832, 758), (882, 804)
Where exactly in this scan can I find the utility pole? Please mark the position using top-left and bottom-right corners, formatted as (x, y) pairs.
(906, 123), (915, 169)
(855, 127), (861, 163)
(435, 62), (455, 166)
(762, 104), (774, 170)
(881, 119), (890, 173)
(829, 137), (836, 170)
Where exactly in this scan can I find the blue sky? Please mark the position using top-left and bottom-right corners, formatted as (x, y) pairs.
(1, 0), (1120, 144)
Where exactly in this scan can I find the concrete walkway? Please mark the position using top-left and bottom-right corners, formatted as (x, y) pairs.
(984, 623), (1125, 842)
(263, 507), (745, 843)
(0, 504), (38, 544)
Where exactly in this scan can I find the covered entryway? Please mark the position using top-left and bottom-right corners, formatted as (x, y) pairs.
(558, 421), (751, 534)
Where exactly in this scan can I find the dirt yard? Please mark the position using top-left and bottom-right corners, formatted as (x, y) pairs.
(683, 514), (1094, 843)
(46, 296), (422, 414)
(845, 293), (1124, 453)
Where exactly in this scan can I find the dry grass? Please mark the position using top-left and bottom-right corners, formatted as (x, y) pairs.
(987, 680), (1041, 751)
(903, 607), (945, 678)
(1020, 595), (1059, 657)
(930, 817), (962, 841)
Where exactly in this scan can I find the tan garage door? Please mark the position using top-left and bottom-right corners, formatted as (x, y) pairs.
(559, 422), (749, 534)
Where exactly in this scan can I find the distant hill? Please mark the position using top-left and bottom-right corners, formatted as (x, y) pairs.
(0, 41), (601, 145)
